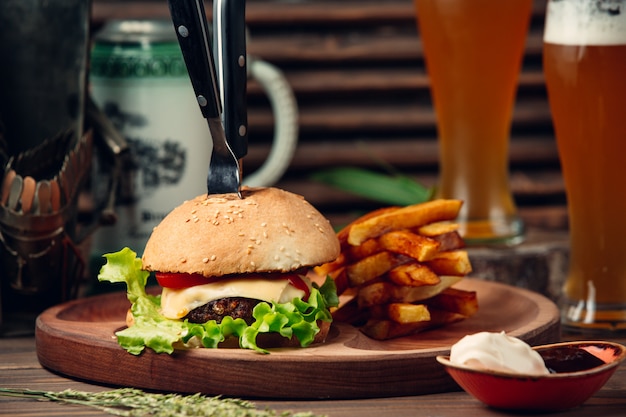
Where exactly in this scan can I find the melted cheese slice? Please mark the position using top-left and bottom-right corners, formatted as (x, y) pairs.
(160, 277), (307, 319)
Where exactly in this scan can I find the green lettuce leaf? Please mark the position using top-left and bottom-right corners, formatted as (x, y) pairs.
(98, 248), (338, 354)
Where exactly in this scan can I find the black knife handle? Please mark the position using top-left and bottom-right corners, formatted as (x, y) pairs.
(215, 0), (248, 159)
(168, 0), (221, 120)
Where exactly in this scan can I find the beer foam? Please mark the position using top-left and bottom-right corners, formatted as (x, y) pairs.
(544, 0), (626, 45)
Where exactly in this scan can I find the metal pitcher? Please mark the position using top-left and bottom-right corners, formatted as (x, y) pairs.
(0, 0), (93, 329)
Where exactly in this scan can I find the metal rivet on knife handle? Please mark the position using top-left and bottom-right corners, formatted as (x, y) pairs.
(177, 25), (189, 37)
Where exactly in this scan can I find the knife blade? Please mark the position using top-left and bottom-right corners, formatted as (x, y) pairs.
(214, 0), (248, 160)
(167, 0), (241, 197)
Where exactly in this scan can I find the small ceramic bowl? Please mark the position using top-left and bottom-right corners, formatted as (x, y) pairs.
(436, 340), (626, 411)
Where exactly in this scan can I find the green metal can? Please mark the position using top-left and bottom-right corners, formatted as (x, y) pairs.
(90, 20), (210, 254)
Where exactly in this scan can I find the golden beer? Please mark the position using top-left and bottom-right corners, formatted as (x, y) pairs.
(414, 0), (532, 244)
(543, 0), (626, 329)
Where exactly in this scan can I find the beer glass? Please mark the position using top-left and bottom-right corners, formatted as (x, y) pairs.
(414, 0), (532, 245)
(543, 0), (626, 331)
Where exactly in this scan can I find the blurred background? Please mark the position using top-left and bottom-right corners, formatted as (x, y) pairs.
(91, 0), (562, 231)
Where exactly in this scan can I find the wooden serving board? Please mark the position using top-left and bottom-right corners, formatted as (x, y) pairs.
(35, 279), (560, 399)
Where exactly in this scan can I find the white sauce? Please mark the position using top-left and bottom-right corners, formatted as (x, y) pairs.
(450, 331), (549, 376)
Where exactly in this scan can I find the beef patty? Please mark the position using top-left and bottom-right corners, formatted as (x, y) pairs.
(184, 297), (261, 324)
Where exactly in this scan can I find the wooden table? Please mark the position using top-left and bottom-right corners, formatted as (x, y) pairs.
(1, 330), (625, 417)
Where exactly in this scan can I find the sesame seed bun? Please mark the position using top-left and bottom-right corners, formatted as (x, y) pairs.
(141, 187), (340, 277)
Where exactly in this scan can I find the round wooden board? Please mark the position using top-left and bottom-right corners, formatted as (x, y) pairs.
(35, 279), (560, 399)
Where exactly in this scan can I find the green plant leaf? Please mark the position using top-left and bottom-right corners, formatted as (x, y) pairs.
(312, 167), (432, 206)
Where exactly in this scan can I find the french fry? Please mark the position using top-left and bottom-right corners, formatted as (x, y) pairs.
(387, 262), (440, 287)
(426, 288), (478, 317)
(430, 230), (466, 252)
(425, 250), (472, 276)
(314, 252), (347, 277)
(346, 251), (398, 286)
(361, 318), (435, 340)
(387, 303), (431, 324)
(361, 309), (469, 340)
(427, 309), (468, 326)
(322, 199), (477, 341)
(358, 275), (462, 307)
(357, 282), (393, 308)
(417, 221), (459, 237)
(328, 266), (349, 296)
(337, 206), (400, 246)
(347, 237), (383, 261)
(390, 275), (462, 303)
(378, 230), (440, 261)
(347, 199), (462, 246)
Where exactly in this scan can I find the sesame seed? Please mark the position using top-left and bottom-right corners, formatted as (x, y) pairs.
(261, 222), (267, 227)
(210, 255), (217, 261)
(202, 257), (209, 263)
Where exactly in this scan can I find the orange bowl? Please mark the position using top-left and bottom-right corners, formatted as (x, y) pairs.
(437, 340), (626, 411)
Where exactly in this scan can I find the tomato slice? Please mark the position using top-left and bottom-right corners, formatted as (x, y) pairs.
(156, 271), (311, 300)
(155, 272), (218, 289)
(285, 274), (311, 301)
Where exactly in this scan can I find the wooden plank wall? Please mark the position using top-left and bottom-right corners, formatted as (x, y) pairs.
(91, 0), (565, 231)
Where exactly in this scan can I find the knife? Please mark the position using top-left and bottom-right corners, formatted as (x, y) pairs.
(214, 0), (248, 160)
(167, 0), (241, 196)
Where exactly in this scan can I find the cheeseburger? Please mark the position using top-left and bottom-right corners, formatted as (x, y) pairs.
(98, 187), (340, 354)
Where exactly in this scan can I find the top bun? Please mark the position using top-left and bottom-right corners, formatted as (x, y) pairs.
(142, 187), (340, 276)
